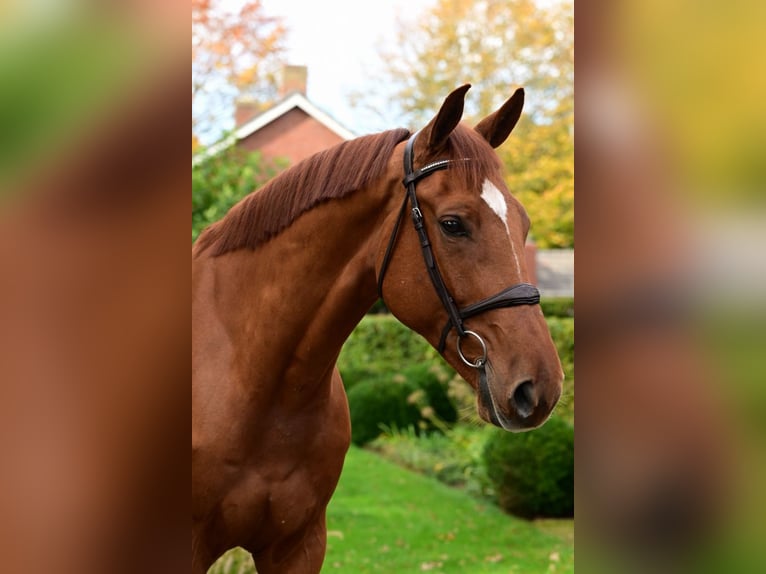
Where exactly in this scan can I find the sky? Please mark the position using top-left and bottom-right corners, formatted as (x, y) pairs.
(258, 0), (436, 135)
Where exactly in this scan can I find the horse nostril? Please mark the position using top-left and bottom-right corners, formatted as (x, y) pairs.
(511, 380), (536, 419)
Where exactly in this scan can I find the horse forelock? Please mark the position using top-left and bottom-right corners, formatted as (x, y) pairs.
(194, 128), (411, 257)
(439, 124), (504, 193)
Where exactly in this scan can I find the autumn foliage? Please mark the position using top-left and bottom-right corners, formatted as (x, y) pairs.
(192, 0), (286, 139)
(357, 0), (574, 248)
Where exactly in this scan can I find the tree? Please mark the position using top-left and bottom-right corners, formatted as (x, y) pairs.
(355, 0), (573, 247)
(192, 0), (287, 142)
(192, 145), (284, 243)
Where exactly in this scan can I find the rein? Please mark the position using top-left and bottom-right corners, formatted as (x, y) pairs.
(377, 130), (541, 369)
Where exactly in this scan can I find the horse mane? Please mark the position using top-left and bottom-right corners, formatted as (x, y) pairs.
(194, 124), (501, 257)
(194, 128), (410, 256)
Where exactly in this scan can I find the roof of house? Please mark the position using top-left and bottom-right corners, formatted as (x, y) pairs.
(194, 92), (355, 165)
(236, 92), (355, 142)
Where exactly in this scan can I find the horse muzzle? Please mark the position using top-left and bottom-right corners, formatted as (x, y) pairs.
(477, 362), (562, 431)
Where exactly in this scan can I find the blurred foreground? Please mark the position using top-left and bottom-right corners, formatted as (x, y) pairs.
(576, 1), (766, 572)
(0, 2), (188, 573)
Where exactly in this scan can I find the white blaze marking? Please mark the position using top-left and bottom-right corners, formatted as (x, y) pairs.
(481, 178), (521, 274)
(481, 179), (509, 236)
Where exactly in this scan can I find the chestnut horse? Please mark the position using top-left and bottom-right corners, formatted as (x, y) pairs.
(192, 85), (563, 573)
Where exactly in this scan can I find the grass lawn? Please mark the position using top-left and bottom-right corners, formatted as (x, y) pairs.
(210, 447), (573, 573)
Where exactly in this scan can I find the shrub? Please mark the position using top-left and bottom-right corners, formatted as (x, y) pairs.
(366, 298), (389, 315)
(482, 416), (574, 518)
(540, 297), (574, 318)
(192, 145), (283, 243)
(346, 376), (421, 446)
(338, 315), (435, 374)
(371, 424), (494, 496)
(341, 312), (572, 380)
(340, 314), (572, 386)
(544, 316), (574, 423)
(346, 362), (459, 446)
(399, 363), (457, 426)
(337, 315), (452, 391)
(336, 364), (378, 393)
(545, 317), (574, 372)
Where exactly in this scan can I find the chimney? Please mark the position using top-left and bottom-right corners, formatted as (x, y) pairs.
(279, 65), (308, 97)
(234, 65), (307, 127)
(234, 96), (259, 127)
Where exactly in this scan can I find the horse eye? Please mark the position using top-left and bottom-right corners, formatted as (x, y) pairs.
(439, 217), (468, 237)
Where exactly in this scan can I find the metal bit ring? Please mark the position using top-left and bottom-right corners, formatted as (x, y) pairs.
(456, 330), (488, 369)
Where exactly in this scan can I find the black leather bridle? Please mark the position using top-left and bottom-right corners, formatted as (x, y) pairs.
(377, 130), (541, 369)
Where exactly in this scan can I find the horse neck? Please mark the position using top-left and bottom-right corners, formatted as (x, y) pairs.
(201, 177), (399, 399)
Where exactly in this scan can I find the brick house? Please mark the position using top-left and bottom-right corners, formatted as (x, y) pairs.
(197, 66), (354, 168)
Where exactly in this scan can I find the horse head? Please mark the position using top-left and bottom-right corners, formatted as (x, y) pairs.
(377, 84), (563, 431)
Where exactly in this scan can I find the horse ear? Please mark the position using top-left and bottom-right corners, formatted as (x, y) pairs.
(475, 87), (525, 148)
(422, 84), (471, 151)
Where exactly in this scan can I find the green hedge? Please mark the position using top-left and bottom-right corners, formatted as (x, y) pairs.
(545, 316), (574, 423)
(337, 315), (446, 391)
(482, 416), (574, 518)
(339, 314), (575, 381)
(401, 363), (457, 425)
(345, 363), (457, 446)
(540, 297), (574, 318)
(340, 314), (572, 395)
(339, 313), (574, 441)
(546, 316), (574, 376)
(192, 146), (284, 243)
(347, 377), (421, 446)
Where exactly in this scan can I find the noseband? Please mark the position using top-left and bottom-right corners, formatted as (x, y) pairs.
(377, 130), (541, 369)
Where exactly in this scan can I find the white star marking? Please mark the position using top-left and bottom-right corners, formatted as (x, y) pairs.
(481, 178), (521, 274)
